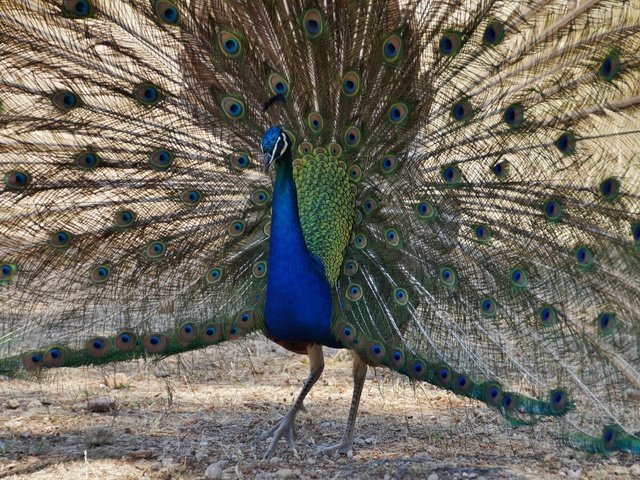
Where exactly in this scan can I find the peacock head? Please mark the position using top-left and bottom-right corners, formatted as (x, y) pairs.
(261, 126), (291, 173)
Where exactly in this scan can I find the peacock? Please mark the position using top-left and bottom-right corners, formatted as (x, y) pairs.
(1, 0), (639, 460)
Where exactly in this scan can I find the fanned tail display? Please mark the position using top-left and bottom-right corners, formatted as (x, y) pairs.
(1, 0), (638, 457)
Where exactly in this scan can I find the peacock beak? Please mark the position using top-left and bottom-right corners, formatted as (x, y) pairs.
(262, 153), (273, 174)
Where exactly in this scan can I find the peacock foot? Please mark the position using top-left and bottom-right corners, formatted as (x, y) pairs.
(260, 413), (298, 458)
(317, 438), (353, 458)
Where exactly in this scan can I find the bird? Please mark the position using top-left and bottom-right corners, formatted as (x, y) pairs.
(1, 0), (639, 459)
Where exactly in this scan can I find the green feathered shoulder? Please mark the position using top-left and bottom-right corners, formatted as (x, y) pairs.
(293, 144), (356, 287)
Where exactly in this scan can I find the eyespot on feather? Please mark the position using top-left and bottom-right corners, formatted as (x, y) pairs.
(382, 34), (402, 62)
(483, 21), (504, 45)
(86, 337), (111, 358)
(348, 164), (362, 182)
(205, 267), (222, 284)
(0, 263), (17, 284)
(62, 0), (94, 18)
(343, 259), (359, 276)
(416, 200), (437, 221)
(200, 324), (222, 344)
(252, 260), (267, 278)
(408, 359), (428, 380)
(133, 82), (162, 105)
(599, 177), (620, 202)
(366, 342), (386, 365)
(338, 323), (358, 347)
(152, 0), (180, 25)
(75, 151), (101, 170)
(303, 9), (324, 38)
(503, 103), (524, 129)
(388, 348), (405, 370)
(114, 209), (136, 229)
(307, 112), (324, 133)
(219, 30), (242, 58)
(4, 170), (31, 190)
(220, 96), (246, 120)
(599, 50), (621, 81)
(236, 310), (255, 330)
(115, 331), (137, 352)
(145, 240), (166, 259)
(51, 90), (80, 111)
(22, 352), (44, 371)
(90, 264), (111, 284)
(268, 73), (289, 97)
(328, 143), (342, 157)
(148, 149), (174, 170)
(441, 164), (461, 186)
(453, 373), (474, 395)
(227, 219), (245, 237)
(181, 188), (202, 206)
(44, 346), (66, 368)
(143, 334), (167, 353)
(509, 267), (528, 289)
(388, 102), (409, 124)
(439, 31), (462, 56)
(451, 100), (473, 122)
(538, 305), (558, 327)
(345, 283), (363, 302)
(341, 71), (361, 96)
(250, 189), (270, 206)
(344, 126), (361, 147)
(439, 266), (458, 287)
(49, 230), (72, 250)
(229, 151), (251, 171)
(177, 322), (197, 345)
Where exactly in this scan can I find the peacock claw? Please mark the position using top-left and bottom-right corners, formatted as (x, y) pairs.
(262, 413), (298, 458)
(317, 439), (353, 458)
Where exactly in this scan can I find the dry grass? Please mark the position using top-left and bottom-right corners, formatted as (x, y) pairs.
(1, 337), (638, 479)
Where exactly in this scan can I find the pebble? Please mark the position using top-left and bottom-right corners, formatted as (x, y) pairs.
(103, 373), (129, 389)
(427, 474), (439, 480)
(630, 464), (640, 476)
(5, 400), (20, 410)
(84, 426), (114, 446)
(130, 449), (153, 459)
(567, 469), (581, 479)
(204, 462), (223, 480)
(87, 397), (114, 413)
(276, 468), (296, 479)
(26, 400), (42, 409)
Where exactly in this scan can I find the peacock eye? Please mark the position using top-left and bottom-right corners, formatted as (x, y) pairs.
(219, 30), (242, 57)
(154, 0), (180, 25)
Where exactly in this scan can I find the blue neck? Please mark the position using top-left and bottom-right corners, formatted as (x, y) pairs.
(264, 150), (340, 348)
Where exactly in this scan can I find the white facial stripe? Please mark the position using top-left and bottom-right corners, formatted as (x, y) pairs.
(279, 133), (288, 156)
(270, 137), (281, 162)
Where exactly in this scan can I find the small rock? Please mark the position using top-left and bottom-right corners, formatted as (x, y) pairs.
(630, 464), (640, 477)
(160, 456), (174, 468)
(87, 397), (114, 413)
(131, 449), (153, 459)
(204, 462), (223, 480)
(104, 373), (129, 389)
(6, 400), (20, 410)
(26, 400), (42, 409)
(567, 469), (581, 479)
(428, 474), (439, 480)
(154, 369), (171, 378)
(276, 468), (295, 479)
(85, 426), (114, 446)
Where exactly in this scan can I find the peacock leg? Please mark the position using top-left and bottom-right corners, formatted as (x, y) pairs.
(262, 343), (325, 458)
(319, 352), (368, 457)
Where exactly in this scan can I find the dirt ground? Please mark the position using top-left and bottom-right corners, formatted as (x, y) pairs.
(1, 337), (638, 480)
